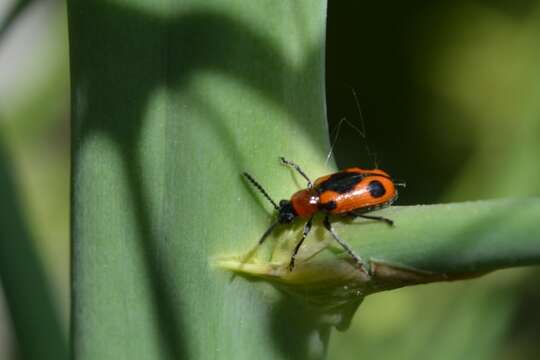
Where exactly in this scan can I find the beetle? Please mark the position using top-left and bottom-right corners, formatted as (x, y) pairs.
(243, 157), (405, 275)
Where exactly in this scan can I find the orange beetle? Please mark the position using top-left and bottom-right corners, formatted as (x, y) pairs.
(243, 157), (405, 274)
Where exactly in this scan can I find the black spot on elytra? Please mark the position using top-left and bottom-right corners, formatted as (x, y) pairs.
(367, 180), (385, 198)
(316, 171), (363, 194)
(320, 200), (337, 211)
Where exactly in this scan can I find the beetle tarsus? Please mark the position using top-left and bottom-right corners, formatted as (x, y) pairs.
(279, 156), (313, 188)
(323, 215), (371, 276)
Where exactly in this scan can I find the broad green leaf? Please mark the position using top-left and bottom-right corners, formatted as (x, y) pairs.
(70, 1), (330, 359)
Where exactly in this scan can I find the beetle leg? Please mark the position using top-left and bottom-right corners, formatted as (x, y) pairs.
(279, 156), (313, 188)
(258, 220), (280, 244)
(288, 216), (314, 271)
(323, 215), (371, 276)
(347, 212), (394, 227)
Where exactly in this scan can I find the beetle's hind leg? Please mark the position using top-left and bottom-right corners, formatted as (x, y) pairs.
(347, 212), (394, 227)
(323, 215), (371, 276)
(279, 157), (313, 188)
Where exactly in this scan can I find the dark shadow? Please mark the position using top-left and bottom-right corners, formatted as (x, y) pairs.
(225, 272), (334, 360)
(73, 3), (329, 162)
(504, 269), (540, 358)
(0, 137), (68, 360)
(326, 1), (467, 204)
(325, 1), (540, 204)
(70, 1), (328, 359)
(271, 296), (331, 360)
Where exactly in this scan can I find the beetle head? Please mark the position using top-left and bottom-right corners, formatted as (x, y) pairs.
(278, 200), (296, 224)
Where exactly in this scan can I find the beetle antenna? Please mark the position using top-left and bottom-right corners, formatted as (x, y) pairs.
(351, 88), (367, 139)
(243, 172), (279, 210)
(325, 116), (346, 166)
(351, 87), (379, 168)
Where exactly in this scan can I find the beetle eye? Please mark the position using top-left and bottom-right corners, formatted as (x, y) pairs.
(367, 180), (386, 198)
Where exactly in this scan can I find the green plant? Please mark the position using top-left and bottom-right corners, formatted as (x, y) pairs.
(69, 1), (333, 359)
(68, 0), (540, 357)
(2, 0), (539, 359)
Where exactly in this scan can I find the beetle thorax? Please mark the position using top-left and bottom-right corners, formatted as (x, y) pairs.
(289, 189), (319, 218)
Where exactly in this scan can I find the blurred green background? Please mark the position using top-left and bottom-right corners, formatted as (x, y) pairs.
(0, 0), (539, 359)
(326, 2), (540, 359)
(1, 0), (69, 358)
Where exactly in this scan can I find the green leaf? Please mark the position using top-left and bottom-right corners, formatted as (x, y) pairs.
(219, 198), (540, 329)
(70, 1), (330, 359)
